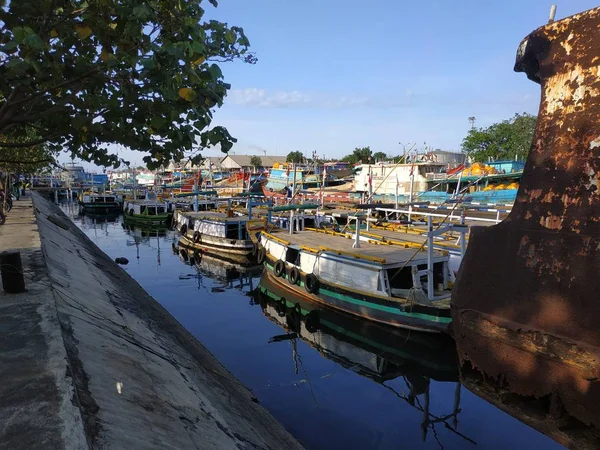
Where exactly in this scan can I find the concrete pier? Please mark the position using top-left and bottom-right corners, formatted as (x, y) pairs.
(0, 193), (303, 450)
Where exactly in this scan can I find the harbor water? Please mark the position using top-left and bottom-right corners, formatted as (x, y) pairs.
(68, 208), (564, 450)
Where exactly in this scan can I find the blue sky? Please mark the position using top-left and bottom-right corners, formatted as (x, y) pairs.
(70, 1), (600, 168)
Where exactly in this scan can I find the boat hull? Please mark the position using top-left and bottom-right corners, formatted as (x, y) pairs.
(123, 213), (171, 227)
(79, 202), (121, 212)
(263, 259), (451, 333)
(178, 233), (256, 265)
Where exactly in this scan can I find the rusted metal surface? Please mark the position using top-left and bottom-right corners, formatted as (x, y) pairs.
(452, 7), (600, 431)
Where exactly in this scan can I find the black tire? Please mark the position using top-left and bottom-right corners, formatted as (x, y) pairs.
(288, 266), (300, 285)
(180, 224), (187, 236)
(257, 247), (266, 264)
(0, 211), (5, 225)
(305, 274), (319, 294)
(179, 248), (189, 262)
(192, 231), (201, 243)
(274, 260), (286, 277)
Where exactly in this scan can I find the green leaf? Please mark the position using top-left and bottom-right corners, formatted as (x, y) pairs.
(140, 58), (156, 70)
(133, 5), (152, 20)
(151, 116), (166, 129)
(208, 64), (222, 80)
(13, 26), (26, 43)
(22, 34), (44, 50)
(225, 30), (235, 44)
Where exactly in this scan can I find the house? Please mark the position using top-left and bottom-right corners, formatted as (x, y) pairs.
(220, 155), (287, 170)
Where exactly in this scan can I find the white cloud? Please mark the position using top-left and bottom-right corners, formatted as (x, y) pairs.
(227, 88), (394, 110)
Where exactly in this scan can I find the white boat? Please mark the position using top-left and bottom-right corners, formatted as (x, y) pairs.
(174, 210), (265, 264)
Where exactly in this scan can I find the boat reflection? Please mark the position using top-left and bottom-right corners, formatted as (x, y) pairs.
(253, 273), (474, 445)
(173, 241), (262, 292)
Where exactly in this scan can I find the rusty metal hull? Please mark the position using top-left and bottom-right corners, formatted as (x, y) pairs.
(452, 7), (600, 431)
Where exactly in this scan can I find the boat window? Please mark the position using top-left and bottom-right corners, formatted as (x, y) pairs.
(148, 207), (156, 215)
(157, 207), (165, 214)
(141, 206), (147, 214)
(285, 247), (300, 265)
(225, 223), (239, 239)
(386, 267), (413, 293)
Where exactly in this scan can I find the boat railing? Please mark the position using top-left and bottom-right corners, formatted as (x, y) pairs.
(375, 205), (508, 224)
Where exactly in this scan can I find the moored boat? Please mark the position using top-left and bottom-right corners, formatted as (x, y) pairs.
(123, 199), (171, 227)
(174, 210), (265, 264)
(257, 225), (453, 333)
(78, 192), (121, 212)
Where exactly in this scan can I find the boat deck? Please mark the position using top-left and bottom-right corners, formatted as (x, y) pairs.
(363, 227), (463, 251)
(267, 229), (446, 265)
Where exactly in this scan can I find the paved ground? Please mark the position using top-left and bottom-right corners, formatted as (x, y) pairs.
(0, 195), (87, 450)
(0, 194), (303, 450)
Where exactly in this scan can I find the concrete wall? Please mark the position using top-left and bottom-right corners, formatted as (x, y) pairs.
(32, 194), (304, 449)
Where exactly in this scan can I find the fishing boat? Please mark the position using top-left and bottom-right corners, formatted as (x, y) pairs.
(174, 210), (265, 264)
(353, 160), (524, 206)
(78, 192), (121, 212)
(257, 221), (454, 333)
(123, 199), (171, 227)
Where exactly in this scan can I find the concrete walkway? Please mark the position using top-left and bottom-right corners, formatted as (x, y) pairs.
(0, 195), (87, 449)
(0, 194), (303, 450)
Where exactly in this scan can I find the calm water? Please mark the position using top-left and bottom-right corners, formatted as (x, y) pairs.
(68, 207), (563, 450)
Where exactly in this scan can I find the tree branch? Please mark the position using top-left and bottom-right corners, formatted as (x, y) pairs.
(3, 69), (99, 112)
(0, 158), (54, 164)
(0, 135), (62, 148)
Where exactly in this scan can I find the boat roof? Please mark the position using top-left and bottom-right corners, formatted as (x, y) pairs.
(179, 211), (250, 222)
(127, 200), (165, 205)
(265, 230), (447, 266)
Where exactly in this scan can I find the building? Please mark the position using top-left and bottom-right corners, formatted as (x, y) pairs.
(220, 155), (287, 171)
(429, 150), (465, 167)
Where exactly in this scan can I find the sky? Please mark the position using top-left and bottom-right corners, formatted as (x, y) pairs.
(66, 1), (600, 170)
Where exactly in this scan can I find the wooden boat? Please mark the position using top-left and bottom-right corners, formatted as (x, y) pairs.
(78, 192), (121, 212)
(257, 225), (453, 333)
(123, 199), (171, 227)
(173, 210), (265, 264)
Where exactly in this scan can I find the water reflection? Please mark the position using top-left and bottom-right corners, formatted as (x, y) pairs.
(253, 273), (474, 446)
(173, 240), (262, 293)
(67, 205), (566, 450)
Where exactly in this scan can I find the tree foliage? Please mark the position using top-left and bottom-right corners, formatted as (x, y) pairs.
(0, 0), (256, 169)
(249, 155), (261, 169)
(286, 150), (303, 164)
(373, 151), (387, 162)
(0, 126), (56, 172)
(461, 113), (537, 162)
(342, 146), (372, 164)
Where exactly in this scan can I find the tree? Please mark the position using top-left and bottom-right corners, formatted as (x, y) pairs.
(342, 146), (372, 164)
(461, 113), (537, 162)
(0, 127), (56, 172)
(249, 155), (262, 169)
(0, 0), (256, 169)
(286, 151), (303, 164)
(373, 151), (387, 162)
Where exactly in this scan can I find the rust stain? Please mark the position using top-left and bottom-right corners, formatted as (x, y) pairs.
(453, 6), (600, 432)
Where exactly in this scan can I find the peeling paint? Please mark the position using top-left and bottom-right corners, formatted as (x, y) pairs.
(453, 7), (600, 434)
